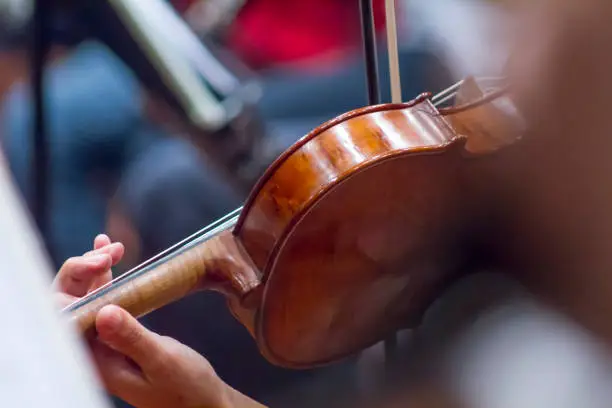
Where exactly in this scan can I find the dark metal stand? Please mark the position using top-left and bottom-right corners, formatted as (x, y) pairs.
(359, 0), (381, 105)
(30, 0), (50, 242)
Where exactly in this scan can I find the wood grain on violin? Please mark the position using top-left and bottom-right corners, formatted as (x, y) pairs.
(69, 95), (487, 368)
(70, 229), (260, 333)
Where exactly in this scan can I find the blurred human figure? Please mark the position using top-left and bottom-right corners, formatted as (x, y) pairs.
(0, 39), (240, 267)
(2, 39), (144, 265)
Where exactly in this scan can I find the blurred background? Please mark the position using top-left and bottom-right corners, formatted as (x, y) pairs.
(4, 1), (612, 407)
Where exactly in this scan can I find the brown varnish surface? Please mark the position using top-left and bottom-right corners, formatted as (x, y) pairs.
(233, 98), (474, 367)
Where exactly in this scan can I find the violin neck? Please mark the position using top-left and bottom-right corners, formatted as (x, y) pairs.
(69, 229), (260, 333)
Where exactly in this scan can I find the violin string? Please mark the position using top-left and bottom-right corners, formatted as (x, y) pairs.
(431, 80), (465, 107)
(431, 76), (506, 106)
(432, 87), (461, 107)
(438, 85), (510, 115)
(63, 207), (242, 312)
(115, 206), (243, 280)
(64, 212), (239, 312)
(64, 77), (505, 313)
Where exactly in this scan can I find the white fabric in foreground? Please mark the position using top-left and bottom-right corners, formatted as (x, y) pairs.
(0, 158), (108, 407)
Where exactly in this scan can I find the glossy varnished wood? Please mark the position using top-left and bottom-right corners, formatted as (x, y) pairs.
(235, 95), (456, 270)
(232, 97), (475, 366)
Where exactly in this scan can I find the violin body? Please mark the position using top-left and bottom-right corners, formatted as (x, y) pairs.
(234, 95), (476, 367)
(69, 91), (510, 368)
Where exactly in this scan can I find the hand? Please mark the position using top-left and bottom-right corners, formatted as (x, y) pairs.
(54, 235), (263, 408)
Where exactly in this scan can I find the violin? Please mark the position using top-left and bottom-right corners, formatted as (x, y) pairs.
(65, 0), (518, 368)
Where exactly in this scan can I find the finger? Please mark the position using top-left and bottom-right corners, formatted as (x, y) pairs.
(94, 234), (112, 250)
(91, 237), (123, 290)
(84, 242), (125, 266)
(88, 244), (115, 291)
(96, 305), (167, 373)
(90, 339), (149, 399)
(54, 254), (112, 297)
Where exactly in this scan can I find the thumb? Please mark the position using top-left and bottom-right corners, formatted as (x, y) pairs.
(96, 305), (166, 372)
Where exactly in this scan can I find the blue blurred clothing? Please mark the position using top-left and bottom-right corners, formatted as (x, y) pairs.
(1, 40), (239, 265)
(1, 41), (156, 264)
(116, 136), (240, 256)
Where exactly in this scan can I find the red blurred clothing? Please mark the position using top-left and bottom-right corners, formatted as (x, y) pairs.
(227, 0), (388, 70)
